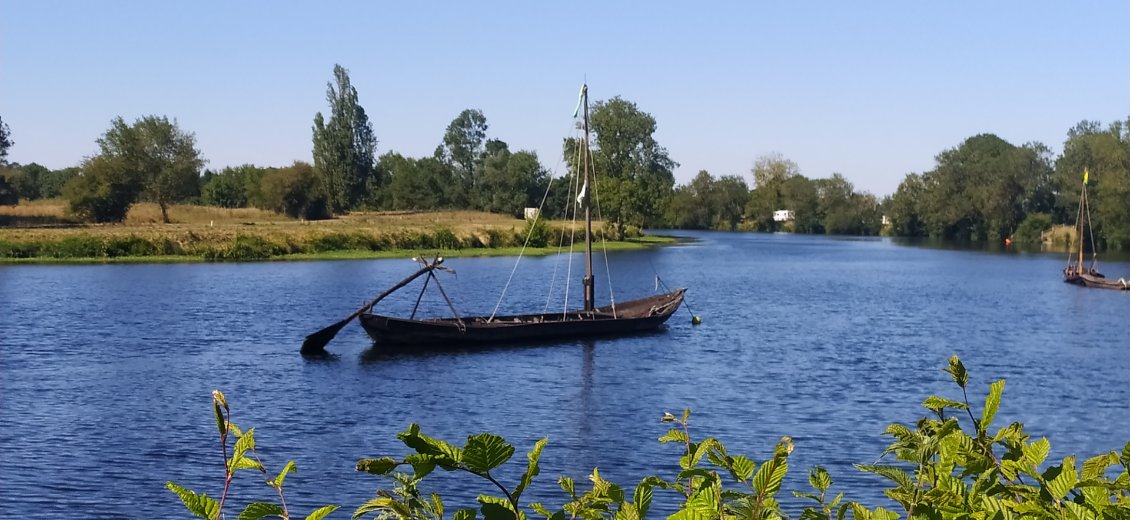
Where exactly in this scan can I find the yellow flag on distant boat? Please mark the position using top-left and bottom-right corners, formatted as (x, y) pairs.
(1083, 168), (1089, 185)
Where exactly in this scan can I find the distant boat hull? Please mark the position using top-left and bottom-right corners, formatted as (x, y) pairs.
(1064, 272), (1130, 291)
(359, 289), (686, 346)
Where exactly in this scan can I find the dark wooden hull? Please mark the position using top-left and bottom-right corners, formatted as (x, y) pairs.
(359, 289), (686, 346)
(1064, 272), (1130, 291)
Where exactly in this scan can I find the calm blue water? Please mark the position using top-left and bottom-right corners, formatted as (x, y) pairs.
(1, 232), (1128, 518)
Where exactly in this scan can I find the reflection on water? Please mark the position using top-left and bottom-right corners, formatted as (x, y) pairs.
(1, 232), (1128, 517)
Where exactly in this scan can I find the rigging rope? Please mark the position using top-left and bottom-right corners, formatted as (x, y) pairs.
(488, 171), (557, 322)
(587, 137), (617, 317)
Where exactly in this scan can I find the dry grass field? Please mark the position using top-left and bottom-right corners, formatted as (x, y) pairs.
(0, 200), (661, 262)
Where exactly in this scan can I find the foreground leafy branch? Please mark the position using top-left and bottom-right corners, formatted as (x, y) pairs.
(166, 390), (338, 520)
(171, 358), (1130, 520)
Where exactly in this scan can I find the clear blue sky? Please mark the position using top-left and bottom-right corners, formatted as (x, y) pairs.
(2, 1), (1127, 196)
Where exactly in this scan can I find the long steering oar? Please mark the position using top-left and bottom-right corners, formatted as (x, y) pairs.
(301, 257), (443, 355)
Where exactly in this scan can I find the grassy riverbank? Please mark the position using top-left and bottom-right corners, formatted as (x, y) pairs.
(0, 200), (674, 263)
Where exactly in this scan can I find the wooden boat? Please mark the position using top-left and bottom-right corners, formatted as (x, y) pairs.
(1063, 169), (1129, 291)
(358, 288), (686, 345)
(301, 84), (686, 354)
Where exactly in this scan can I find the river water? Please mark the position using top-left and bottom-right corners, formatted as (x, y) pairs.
(1, 231), (1128, 518)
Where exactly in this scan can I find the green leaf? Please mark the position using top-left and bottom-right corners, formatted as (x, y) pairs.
(454, 508), (477, 520)
(237, 502), (285, 520)
(1024, 438), (1051, 472)
(559, 476), (575, 497)
(855, 465), (914, 490)
(752, 458), (788, 496)
(432, 493), (445, 519)
(464, 433), (515, 474)
(479, 495), (517, 520)
(166, 481), (221, 520)
(271, 460), (297, 488)
(404, 453), (438, 478)
(946, 356), (968, 388)
(922, 395), (968, 413)
(1043, 457), (1078, 501)
(981, 380), (1005, 432)
(729, 455), (756, 482)
(514, 437), (547, 502)
(212, 395), (226, 436)
(1121, 441), (1130, 468)
(232, 456), (265, 472)
(633, 481), (653, 518)
(659, 429), (689, 444)
(809, 466), (833, 493)
(356, 457), (400, 475)
(683, 483), (720, 514)
(304, 505), (339, 520)
(399, 425), (462, 464)
(352, 497), (396, 520)
(1082, 452), (1119, 481)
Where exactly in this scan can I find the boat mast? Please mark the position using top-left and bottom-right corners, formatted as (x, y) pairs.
(582, 84), (595, 312)
(1078, 175), (1086, 271)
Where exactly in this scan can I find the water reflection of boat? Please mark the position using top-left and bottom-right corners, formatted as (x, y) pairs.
(302, 84), (685, 355)
(1063, 169), (1129, 291)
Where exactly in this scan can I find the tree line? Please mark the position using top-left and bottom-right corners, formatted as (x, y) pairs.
(1, 65), (1127, 249)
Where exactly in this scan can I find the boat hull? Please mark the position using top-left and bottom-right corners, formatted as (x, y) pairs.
(1064, 272), (1130, 291)
(359, 289), (686, 346)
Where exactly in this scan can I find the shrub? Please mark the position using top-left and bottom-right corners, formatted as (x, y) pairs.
(431, 227), (461, 249)
(104, 236), (158, 257)
(1014, 212), (1053, 244)
(203, 236), (283, 261)
(64, 155), (144, 223)
(521, 217), (550, 248)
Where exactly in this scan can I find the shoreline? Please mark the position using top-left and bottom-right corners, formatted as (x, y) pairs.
(0, 235), (678, 265)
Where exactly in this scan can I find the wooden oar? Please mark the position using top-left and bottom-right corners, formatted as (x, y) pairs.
(301, 258), (442, 355)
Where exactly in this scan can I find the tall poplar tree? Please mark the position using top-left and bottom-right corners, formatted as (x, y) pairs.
(312, 64), (377, 214)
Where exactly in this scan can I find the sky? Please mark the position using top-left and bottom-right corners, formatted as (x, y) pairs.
(1, 1), (1127, 197)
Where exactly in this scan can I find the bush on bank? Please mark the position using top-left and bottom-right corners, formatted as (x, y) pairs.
(168, 356), (1130, 519)
(0, 225), (594, 261)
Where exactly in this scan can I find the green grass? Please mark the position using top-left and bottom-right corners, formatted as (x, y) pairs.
(0, 236), (677, 264)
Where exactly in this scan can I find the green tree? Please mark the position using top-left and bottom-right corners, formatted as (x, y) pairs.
(441, 109), (488, 206)
(8, 162), (50, 200)
(745, 153), (800, 231)
(0, 115), (12, 165)
(887, 173), (927, 236)
(569, 96), (677, 233)
(39, 167), (80, 199)
(912, 134), (1048, 241)
(668, 170), (718, 229)
(381, 153), (455, 210)
(0, 173), (16, 205)
(95, 115), (204, 223)
(712, 175), (751, 230)
(312, 64), (378, 214)
(780, 174), (819, 233)
(1055, 118), (1130, 249)
(202, 164), (263, 208)
(257, 161), (329, 220)
(64, 155), (145, 222)
(476, 141), (550, 216)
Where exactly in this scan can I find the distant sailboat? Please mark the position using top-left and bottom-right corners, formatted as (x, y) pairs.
(1062, 169), (1129, 291)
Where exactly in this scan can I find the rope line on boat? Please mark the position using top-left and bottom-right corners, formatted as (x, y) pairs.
(588, 144), (617, 318)
(544, 168), (578, 313)
(489, 171), (557, 323)
(653, 268), (696, 318)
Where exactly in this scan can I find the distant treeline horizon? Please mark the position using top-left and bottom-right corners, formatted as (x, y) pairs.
(1, 65), (1127, 249)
